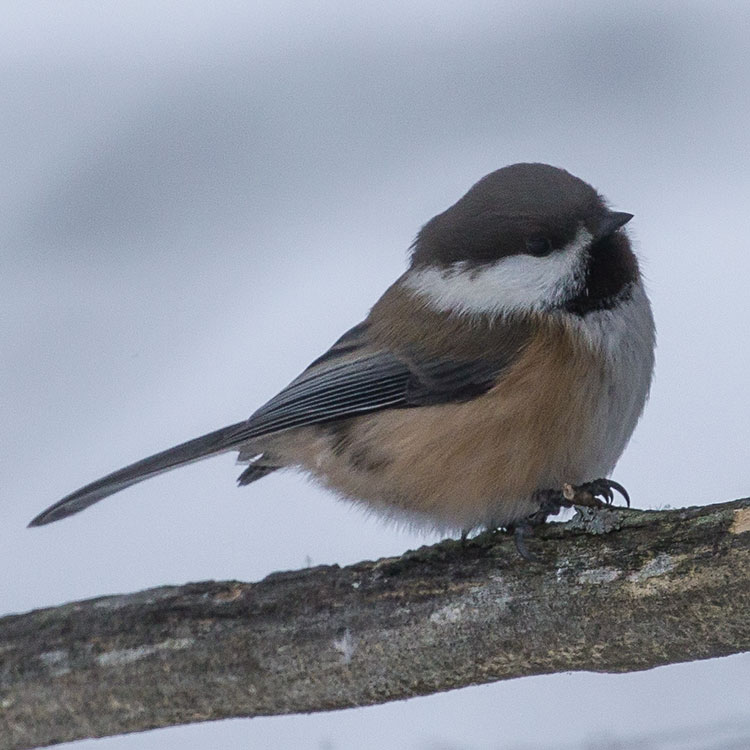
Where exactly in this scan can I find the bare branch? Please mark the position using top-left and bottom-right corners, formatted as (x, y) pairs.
(2, 499), (750, 750)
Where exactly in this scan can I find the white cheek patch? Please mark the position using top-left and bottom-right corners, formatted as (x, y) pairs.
(403, 226), (591, 317)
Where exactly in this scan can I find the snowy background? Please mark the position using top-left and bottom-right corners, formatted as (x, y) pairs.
(2, 1), (750, 748)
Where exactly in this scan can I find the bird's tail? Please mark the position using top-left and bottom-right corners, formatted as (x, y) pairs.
(28, 421), (251, 527)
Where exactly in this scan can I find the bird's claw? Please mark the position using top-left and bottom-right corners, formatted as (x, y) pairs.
(510, 522), (541, 563)
(563, 478), (630, 509)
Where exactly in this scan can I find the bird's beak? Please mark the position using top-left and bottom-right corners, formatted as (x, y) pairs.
(595, 211), (633, 240)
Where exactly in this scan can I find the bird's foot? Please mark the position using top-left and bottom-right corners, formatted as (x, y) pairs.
(530, 478), (630, 518)
(562, 478), (630, 509)
(510, 478), (630, 561)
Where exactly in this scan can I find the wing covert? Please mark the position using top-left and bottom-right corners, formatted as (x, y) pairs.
(234, 321), (524, 441)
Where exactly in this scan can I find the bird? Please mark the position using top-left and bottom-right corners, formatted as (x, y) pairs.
(29, 163), (655, 551)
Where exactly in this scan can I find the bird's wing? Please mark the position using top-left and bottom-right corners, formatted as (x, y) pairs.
(29, 321), (526, 526)
(238, 320), (512, 436)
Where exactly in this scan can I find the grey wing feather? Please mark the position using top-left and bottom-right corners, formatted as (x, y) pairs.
(242, 353), (411, 435)
(226, 318), (508, 438)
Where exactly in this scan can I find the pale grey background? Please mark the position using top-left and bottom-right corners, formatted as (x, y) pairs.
(2, 1), (750, 748)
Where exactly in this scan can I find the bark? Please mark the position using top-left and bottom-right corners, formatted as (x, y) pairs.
(2, 498), (750, 750)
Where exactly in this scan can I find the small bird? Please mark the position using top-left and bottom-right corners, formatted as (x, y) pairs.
(30, 163), (655, 547)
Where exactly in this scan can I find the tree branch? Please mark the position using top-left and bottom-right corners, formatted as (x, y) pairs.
(2, 498), (750, 750)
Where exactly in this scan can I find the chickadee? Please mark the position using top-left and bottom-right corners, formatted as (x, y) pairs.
(30, 163), (655, 542)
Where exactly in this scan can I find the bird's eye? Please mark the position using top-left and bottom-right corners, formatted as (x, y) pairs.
(524, 236), (553, 257)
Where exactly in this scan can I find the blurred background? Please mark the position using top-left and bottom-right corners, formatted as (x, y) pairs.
(2, 1), (750, 748)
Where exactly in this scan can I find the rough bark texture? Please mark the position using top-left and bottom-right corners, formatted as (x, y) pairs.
(2, 499), (750, 750)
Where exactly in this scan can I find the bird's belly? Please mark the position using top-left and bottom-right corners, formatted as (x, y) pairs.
(308, 393), (608, 531)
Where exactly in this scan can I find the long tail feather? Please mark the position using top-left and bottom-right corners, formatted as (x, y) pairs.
(29, 421), (250, 527)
